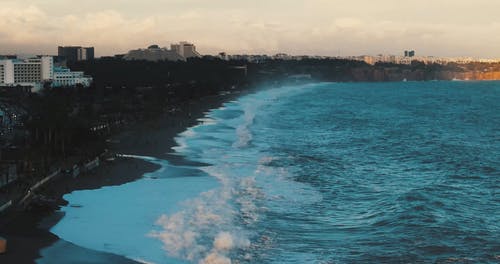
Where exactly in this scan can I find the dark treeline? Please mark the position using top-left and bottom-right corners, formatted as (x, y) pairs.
(68, 56), (500, 88)
(68, 57), (250, 92)
(246, 58), (368, 81)
(13, 57), (257, 178)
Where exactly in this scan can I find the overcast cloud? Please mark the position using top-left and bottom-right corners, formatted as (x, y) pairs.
(1, 0), (500, 58)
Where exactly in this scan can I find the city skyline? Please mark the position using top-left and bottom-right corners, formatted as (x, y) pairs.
(1, 0), (500, 58)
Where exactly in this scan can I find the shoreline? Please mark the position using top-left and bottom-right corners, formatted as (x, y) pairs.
(0, 88), (251, 263)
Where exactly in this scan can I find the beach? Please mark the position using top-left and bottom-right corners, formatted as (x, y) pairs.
(0, 90), (246, 264)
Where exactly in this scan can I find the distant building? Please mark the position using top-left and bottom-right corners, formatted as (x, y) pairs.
(226, 54), (271, 63)
(273, 53), (292, 60)
(218, 52), (228, 60)
(0, 56), (53, 90)
(404, 50), (415, 57)
(170, 41), (201, 59)
(125, 42), (201, 62)
(58, 46), (95, 62)
(0, 60), (14, 84)
(52, 66), (93, 87)
(58, 46), (78, 62)
(0, 55), (17, 60)
(81, 47), (94, 60)
(0, 56), (92, 90)
(124, 44), (185, 62)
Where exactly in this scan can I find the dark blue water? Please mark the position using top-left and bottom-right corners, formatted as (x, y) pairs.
(45, 81), (500, 264)
(245, 81), (500, 263)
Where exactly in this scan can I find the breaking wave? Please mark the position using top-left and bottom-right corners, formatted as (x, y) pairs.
(150, 84), (319, 263)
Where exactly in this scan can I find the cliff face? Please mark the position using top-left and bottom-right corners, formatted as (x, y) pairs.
(349, 68), (500, 81)
(439, 71), (500, 80)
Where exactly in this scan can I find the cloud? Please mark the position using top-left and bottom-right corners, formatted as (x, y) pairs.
(57, 11), (161, 52)
(0, 5), (49, 43)
(0, 4), (164, 55)
(334, 18), (364, 30)
(0, 1), (500, 58)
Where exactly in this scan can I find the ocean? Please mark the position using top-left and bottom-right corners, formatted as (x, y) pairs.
(40, 81), (500, 263)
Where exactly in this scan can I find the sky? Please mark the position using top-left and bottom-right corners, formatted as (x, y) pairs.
(1, 0), (500, 58)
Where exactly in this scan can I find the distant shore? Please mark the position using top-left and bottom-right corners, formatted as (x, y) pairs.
(0, 88), (250, 264)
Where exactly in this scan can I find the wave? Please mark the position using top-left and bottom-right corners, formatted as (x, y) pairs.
(150, 84), (322, 263)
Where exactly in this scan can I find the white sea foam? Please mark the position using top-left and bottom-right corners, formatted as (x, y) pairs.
(197, 117), (217, 125)
(149, 159), (321, 263)
(150, 84), (326, 263)
(180, 128), (197, 138)
(134, 259), (157, 264)
(198, 232), (251, 264)
(200, 252), (231, 264)
(116, 154), (161, 162)
(232, 105), (256, 148)
(258, 156), (277, 165)
(172, 128), (197, 153)
(45, 171), (219, 264)
(150, 165), (255, 263)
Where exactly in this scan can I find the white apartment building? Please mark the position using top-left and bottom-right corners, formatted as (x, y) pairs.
(0, 60), (14, 84)
(14, 57), (53, 83)
(170, 41), (201, 59)
(0, 56), (92, 90)
(0, 56), (53, 90)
